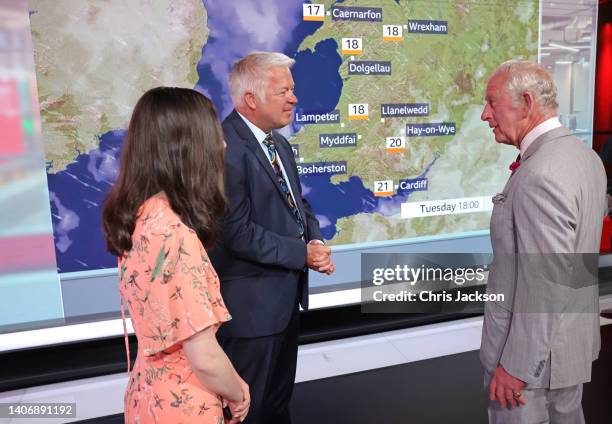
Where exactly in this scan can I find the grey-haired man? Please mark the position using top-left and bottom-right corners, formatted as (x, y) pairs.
(480, 60), (606, 423)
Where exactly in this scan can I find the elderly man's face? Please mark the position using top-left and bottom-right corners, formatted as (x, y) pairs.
(255, 66), (297, 132)
(481, 73), (526, 147)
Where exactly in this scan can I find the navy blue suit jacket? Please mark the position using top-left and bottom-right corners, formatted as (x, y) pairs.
(209, 110), (323, 338)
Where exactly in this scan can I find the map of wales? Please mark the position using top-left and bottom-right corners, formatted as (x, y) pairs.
(30, 0), (539, 272)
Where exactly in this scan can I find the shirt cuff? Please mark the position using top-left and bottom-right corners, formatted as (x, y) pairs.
(308, 239), (325, 245)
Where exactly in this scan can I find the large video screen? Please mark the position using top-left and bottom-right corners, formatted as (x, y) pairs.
(0, 0), (600, 350)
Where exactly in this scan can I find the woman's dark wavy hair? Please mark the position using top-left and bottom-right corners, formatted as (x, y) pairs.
(102, 87), (227, 256)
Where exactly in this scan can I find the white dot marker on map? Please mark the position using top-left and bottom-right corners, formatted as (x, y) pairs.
(381, 118), (385, 123)
(358, 134), (362, 140)
(300, 157), (304, 162)
(340, 122), (345, 128)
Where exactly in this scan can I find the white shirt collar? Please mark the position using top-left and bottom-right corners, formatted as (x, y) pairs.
(237, 111), (267, 143)
(519, 117), (562, 157)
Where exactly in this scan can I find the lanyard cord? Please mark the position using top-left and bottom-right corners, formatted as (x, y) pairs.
(120, 297), (132, 374)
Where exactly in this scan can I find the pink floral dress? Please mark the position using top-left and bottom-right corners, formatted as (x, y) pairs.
(119, 194), (231, 424)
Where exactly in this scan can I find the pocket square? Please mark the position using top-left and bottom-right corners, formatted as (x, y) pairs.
(492, 193), (506, 204)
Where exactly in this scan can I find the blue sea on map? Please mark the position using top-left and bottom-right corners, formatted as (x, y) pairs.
(46, 0), (422, 272)
(47, 130), (124, 271)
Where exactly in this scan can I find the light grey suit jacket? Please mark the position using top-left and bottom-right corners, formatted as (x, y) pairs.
(480, 126), (607, 390)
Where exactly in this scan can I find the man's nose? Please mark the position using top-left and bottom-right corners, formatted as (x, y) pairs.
(288, 92), (297, 104)
(481, 104), (490, 121)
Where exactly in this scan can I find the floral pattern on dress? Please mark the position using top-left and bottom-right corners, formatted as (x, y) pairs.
(119, 194), (231, 424)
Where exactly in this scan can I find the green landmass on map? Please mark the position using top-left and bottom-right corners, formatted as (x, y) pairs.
(291, 0), (539, 245)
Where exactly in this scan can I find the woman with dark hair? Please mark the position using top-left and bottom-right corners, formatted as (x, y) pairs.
(102, 87), (249, 423)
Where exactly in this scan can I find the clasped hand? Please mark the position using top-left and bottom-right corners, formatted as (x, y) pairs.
(226, 378), (250, 423)
(306, 242), (335, 275)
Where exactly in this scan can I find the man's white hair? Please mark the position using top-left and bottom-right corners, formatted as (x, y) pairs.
(492, 59), (558, 112)
(229, 51), (296, 107)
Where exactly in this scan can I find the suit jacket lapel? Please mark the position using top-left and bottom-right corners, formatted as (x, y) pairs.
(227, 111), (300, 217)
(272, 133), (308, 233)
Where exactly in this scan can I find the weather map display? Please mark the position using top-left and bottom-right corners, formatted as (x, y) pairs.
(0, 0), (600, 345)
(30, 0), (538, 275)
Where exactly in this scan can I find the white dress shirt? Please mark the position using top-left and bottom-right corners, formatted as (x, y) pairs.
(519, 117), (562, 158)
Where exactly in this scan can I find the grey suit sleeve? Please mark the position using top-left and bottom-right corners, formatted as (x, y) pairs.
(500, 171), (579, 384)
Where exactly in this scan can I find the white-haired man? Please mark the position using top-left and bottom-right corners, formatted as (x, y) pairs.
(209, 51), (334, 423)
(480, 59), (606, 423)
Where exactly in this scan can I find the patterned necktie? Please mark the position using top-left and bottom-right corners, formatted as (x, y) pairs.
(262, 134), (305, 239)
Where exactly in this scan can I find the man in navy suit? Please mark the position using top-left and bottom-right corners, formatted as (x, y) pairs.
(209, 51), (334, 424)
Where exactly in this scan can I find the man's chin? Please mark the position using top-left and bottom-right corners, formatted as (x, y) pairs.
(494, 135), (511, 145)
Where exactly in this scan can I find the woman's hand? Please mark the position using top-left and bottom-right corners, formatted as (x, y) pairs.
(227, 377), (250, 423)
